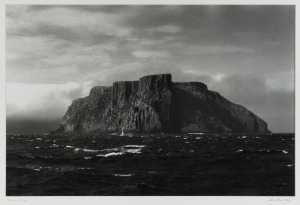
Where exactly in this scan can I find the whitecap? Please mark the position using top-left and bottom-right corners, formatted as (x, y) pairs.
(282, 150), (288, 154)
(78, 167), (92, 170)
(73, 148), (99, 153)
(25, 165), (42, 171)
(286, 164), (294, 167)
(125, 148), (142, 154)
(236, 149), (243, 152)
(242, 136), (247, 139)
(113, 174), (133, 177)
(122, 145), (146, 148)
(22, 153), (35, 159)
(35, 147), (39, 149)
(96, 152), (124, 157)
(188, 133), (204, 135)
(74, 148), (81, 152)
(66, 145), (74, 149)
(51, 144), (59, 148)
(82, 148), (99, 153)
(43, 155), (52, 159)
(84, 157), (92, 160)
(100, 148), (120, 152)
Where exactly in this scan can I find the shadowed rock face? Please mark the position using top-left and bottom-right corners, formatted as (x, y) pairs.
(53, 74), (270, 134)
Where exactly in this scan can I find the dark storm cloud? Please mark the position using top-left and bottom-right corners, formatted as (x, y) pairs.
(6, 5), (295, 133)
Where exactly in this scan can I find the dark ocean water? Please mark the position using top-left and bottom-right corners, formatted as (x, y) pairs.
(6, 133), (295, 196)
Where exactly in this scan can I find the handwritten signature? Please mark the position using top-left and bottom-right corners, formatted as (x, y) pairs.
(268, 198), (292, 202)
(7, 198), (27, 202)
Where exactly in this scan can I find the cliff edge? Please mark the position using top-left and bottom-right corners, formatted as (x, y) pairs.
(53, 74), (270, 134)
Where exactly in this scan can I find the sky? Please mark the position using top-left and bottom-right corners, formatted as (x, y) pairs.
(6, 5), (295, 134)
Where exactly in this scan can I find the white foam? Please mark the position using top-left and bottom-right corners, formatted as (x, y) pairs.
(100, 148), (120, 152)
(25, 165), (42, 171)
(22, 153), (35, 159)
(82, 148), (99, 153)
(74, 148), (81, 152)
(113, 174), (133, 177)
(78, 167), (92, 170)
(122, 145), (146, 148)
(73, 148), (99, 153)
(125, 149), (142, 154)
(96, 152), (124, 157)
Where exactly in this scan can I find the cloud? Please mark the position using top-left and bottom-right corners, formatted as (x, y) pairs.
(132, 50), (171, 59)
(182, 69), (227, 82)
(6, 6), (134, 38)
(6, 34), (118, 83)
(265, 71), (294, 91)
(184, 45), (257, 55)
(6, 82), (93, 120)
(146, 25), (182, 34)
(87, 61), (146, 85)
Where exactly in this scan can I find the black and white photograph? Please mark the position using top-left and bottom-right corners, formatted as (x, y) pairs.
(2, 1), (297, 201)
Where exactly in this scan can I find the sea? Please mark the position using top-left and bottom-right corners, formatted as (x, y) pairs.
(6, 133), (295, 196)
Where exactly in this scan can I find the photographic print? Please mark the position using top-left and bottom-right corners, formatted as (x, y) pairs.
(6, 5), (295, 196)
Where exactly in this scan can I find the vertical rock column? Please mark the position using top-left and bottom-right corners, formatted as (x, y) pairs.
(112, 81), (138, 107)
(136, 74), (173, 132)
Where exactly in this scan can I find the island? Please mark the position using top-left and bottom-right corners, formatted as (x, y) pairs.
(53, 74), (270, 134)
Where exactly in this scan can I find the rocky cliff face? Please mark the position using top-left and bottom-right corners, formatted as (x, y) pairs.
(53, 74), (270, 134)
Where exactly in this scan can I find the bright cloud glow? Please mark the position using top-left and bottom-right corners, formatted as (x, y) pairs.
(7, 82), (92, 120)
